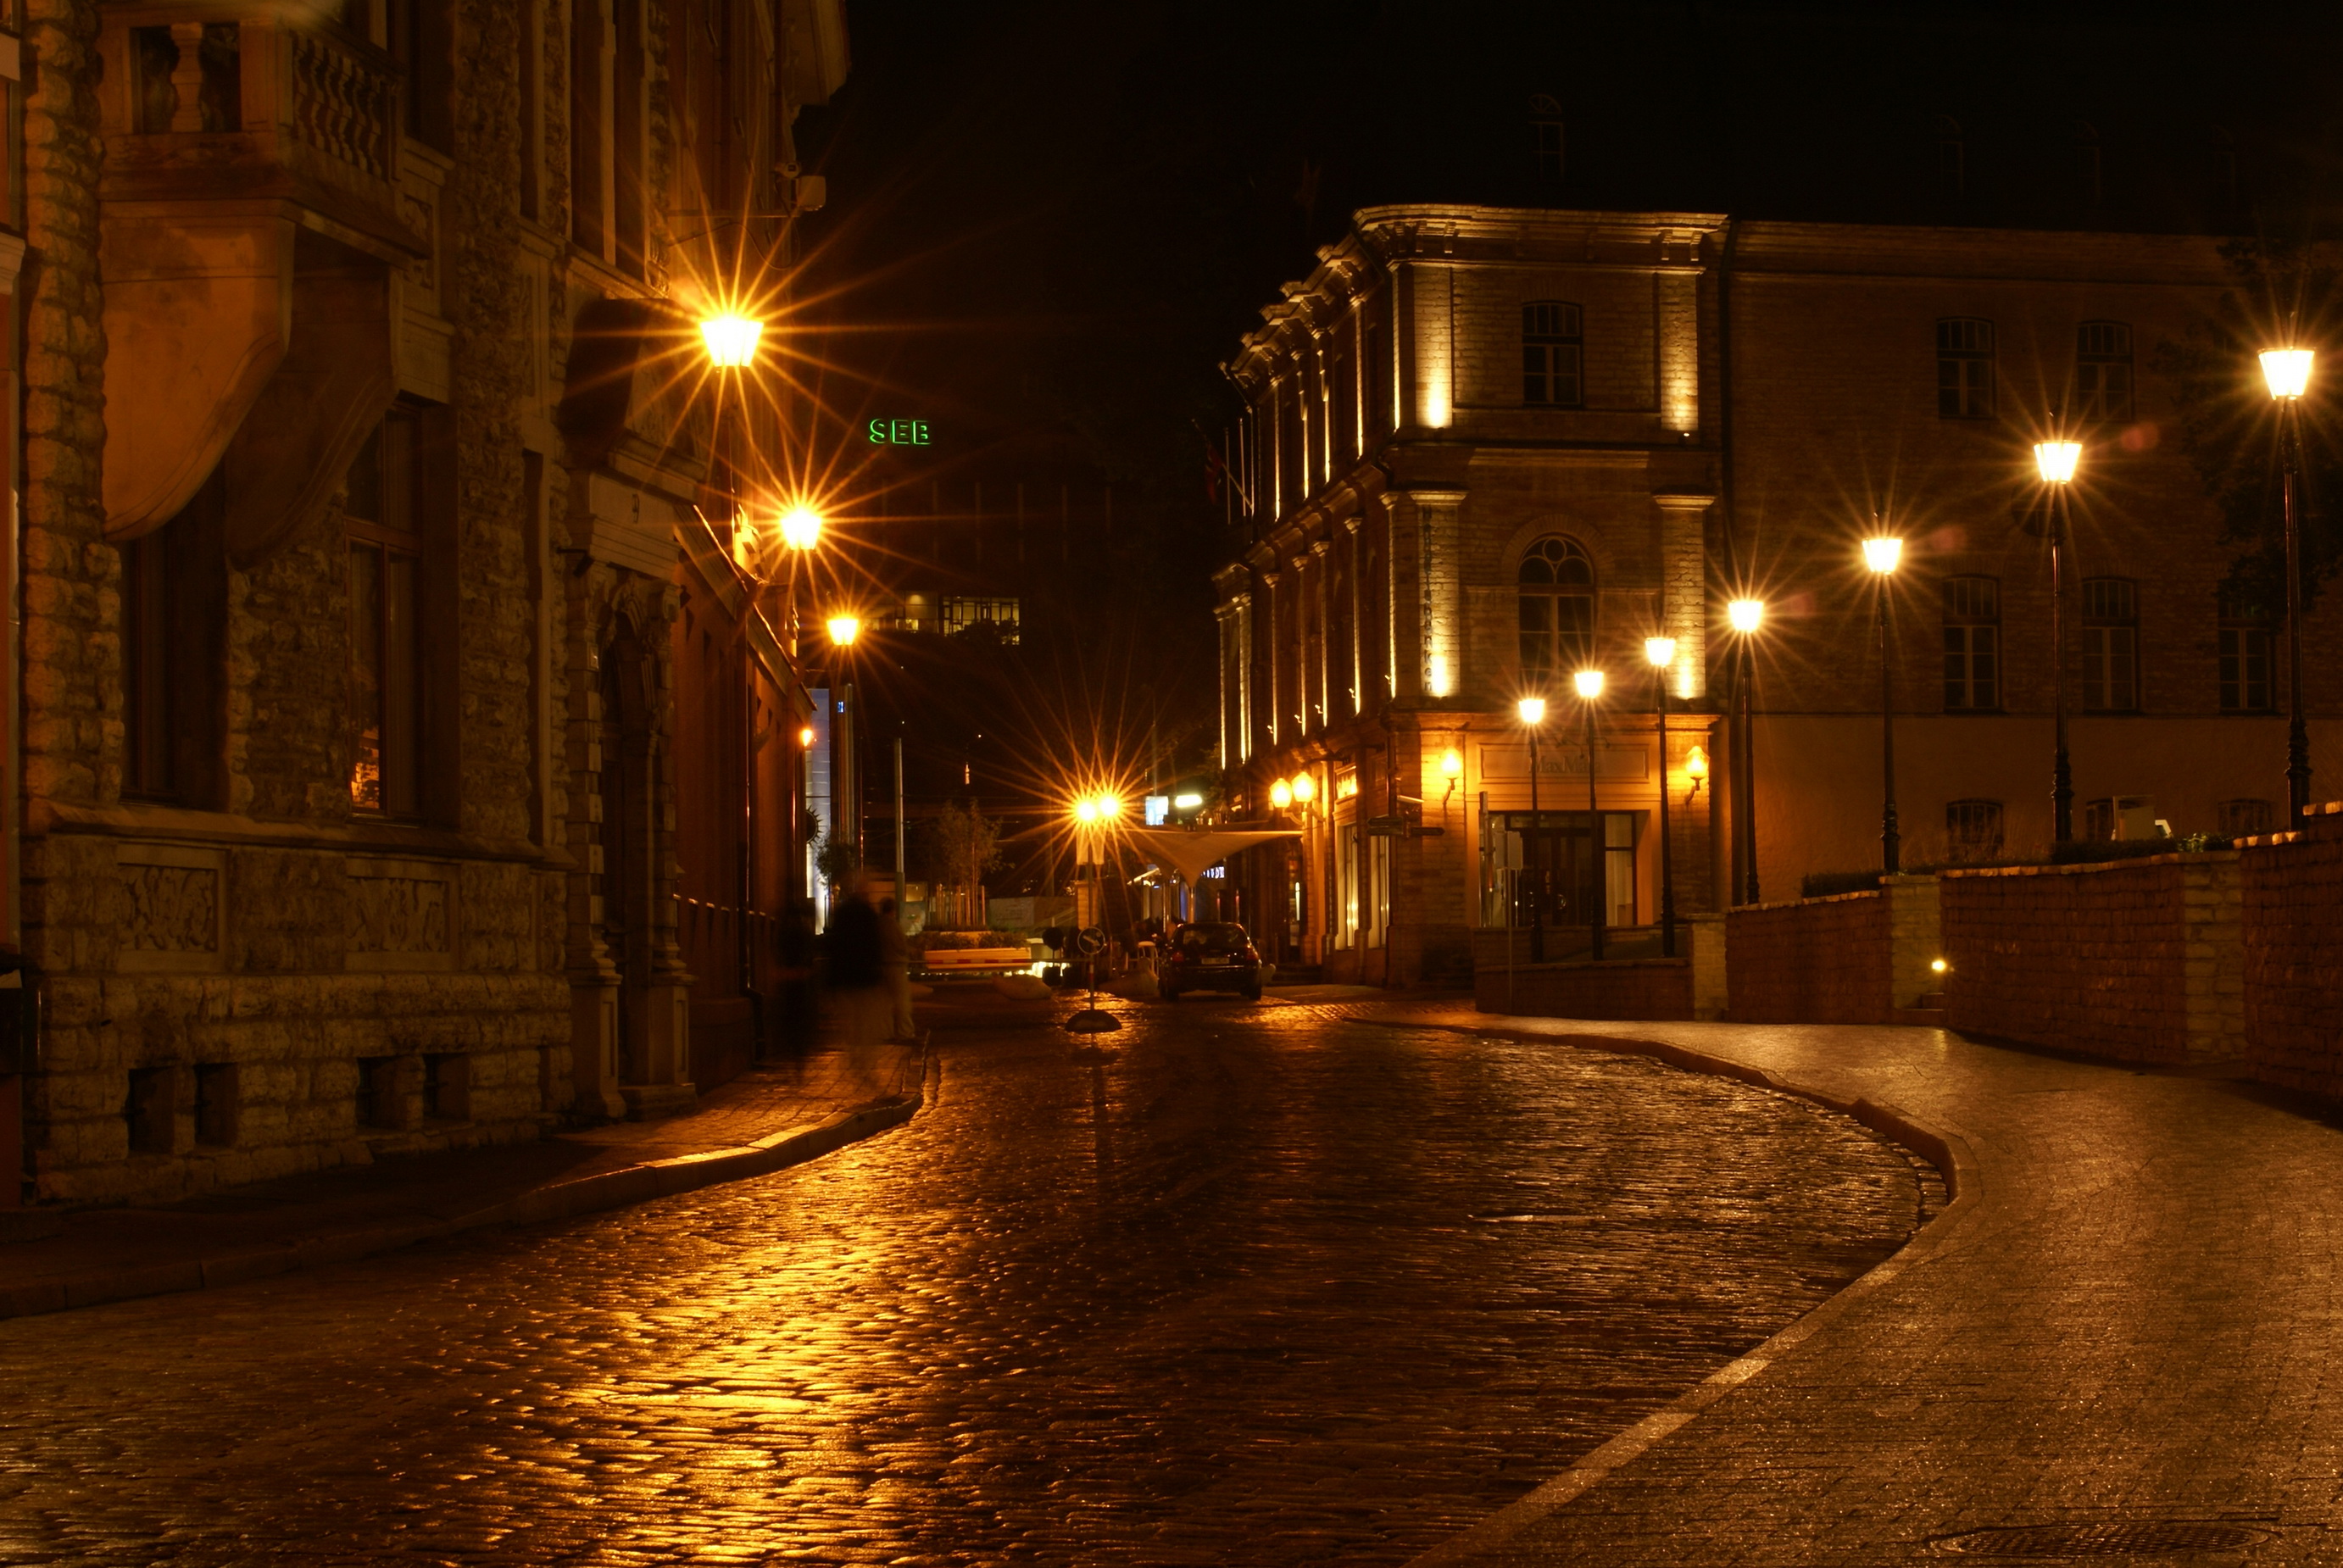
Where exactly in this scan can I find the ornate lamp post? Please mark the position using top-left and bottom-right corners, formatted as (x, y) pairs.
(2034, 431), (2083, 842)
(1574, 668), (1606, 961)
(1862, 535), (1904, 873)
(1517, 696), (1547, 961)
(2262, 343), (2317, 828)
(1644, 637), (1678, 957)
(1726, 598), (1764, 904)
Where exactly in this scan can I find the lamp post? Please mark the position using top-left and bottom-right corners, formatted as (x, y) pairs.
(2263, 343), (2317, 828)
(1726, 598), (1764, 904)
(1862, 535), (1904, 874)
(826, 613), (863, 865)
(1645, 637), (1678, 958)
(1575, 668), (1606, 961)
(2034, 431), (2083, 842)
(1517, 696), (1547, 961)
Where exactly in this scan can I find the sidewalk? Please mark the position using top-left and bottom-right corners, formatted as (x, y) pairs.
(1357, 1004), (2343, 1566)
(0, 1044), (922, 1321)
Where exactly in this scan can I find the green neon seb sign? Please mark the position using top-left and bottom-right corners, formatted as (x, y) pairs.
(867, 419), (932, 446)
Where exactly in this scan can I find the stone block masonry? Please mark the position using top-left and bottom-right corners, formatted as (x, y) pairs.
(2239, 804), (2343, 1098)
(1727, 889), (1890, 1025)
(1940, 854), (2245, 1066)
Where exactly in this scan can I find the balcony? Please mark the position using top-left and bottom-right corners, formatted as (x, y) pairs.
(97, 3), (426, 552)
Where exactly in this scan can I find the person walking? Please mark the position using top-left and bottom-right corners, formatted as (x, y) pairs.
(824, 875), (890, 1093)
(772, 898), (820, 1065)
(878, 896), (917, 1043)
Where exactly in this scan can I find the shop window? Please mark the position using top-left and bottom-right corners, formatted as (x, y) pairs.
(2081, 577), (2138, 711)
(1942, 575), (2001, 710)
(1518, 536), (1594, 678)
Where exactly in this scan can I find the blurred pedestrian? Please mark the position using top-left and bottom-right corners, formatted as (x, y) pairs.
(878, 896), (916, 1043)
(825, 874), (889, 1091)
(773, 898), (820, 1063)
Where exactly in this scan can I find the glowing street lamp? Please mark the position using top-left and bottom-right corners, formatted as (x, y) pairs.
(698, 312), (765, 369)
(1864, 531), (1904, 873)
(1269, 777), (1294, 810)
(2265, 342), (2318, 826)
(2035, 429), (2084, 842)
(778, 504), (823, 552)
(1723, 598), (1765, 904)
(1575, 669), (1607, 962)
(1291, 770), (1316, 804)
(1644, 637), (1680, 958)
(1517, 693), (1549, 962)
(826, 614), (862, 648)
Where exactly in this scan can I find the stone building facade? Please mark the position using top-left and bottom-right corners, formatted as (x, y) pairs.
(1213, 203), (2340, 987)
(3, 0), (849, 1206)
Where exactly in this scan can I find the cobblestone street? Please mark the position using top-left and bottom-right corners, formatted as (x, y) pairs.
(0, 1002), (1928, 1566)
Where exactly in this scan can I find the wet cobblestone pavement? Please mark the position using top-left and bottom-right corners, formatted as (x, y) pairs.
(0, 1004), (1928, 1566)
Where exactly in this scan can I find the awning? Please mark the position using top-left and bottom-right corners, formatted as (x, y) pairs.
(1125, 828), (1300, 887)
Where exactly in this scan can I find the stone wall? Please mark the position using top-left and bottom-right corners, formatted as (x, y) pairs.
(1940, 854), (2245, 1065)
(1476, 955), (1693, 1021)
(1726, 889), (1890, 1025)
(2239, 805), (2343, 1098)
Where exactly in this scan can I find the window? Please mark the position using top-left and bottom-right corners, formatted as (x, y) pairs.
(2084, 798), (2115, 842)
(1945, 798), (2005, 859)
(119, 470), (225, 805)
(348, 410), (424, 815)
(1530, 94), (1565, 179)
(1518, 536), (1594, 677)
(2076, 321), (2134, 423)
(2071, 121), (2101, 206)
(938, 596), (1020, 644)
(2219, 798), (2276, 837)
(1937, 318), (1995, 418)
(2210, 128), (2239, 208)
(2081, 577), (2138, 711)
(1942, 575), (2001, 710)
(2219, 590), (2273, 712)
(1522, 301), (1583, 407)
(1935, 115), (1964, 197)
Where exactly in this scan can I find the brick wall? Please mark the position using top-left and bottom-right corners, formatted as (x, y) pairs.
(1726, 890), (1890, 1025)
(2240, 805), (2343, 1097)
(1477, 956), (1692, 1020)
(1941, 854), (2244, 1065)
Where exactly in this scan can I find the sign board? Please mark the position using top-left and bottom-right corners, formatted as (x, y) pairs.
(866, 419), (932, 446)
(1478, 743), (1649, 782)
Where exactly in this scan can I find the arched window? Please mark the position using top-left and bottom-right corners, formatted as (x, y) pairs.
(1518, 536), (1594, 677)
(1935, 115), (1964, 197)
(1522, 302), (1583, 406)
(1530, 94), (1565, 179)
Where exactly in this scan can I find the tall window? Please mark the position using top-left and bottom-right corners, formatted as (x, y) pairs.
(1518, 536), (1594, 677)
(2081, 577), (2138, 711)
(1945, 798), (2005, 859)
(1937, 318), (1995, 418)
(120, 471), (225, 805)
(1530, 94), (1565, 179)
(1522, 302), (1583, 407)
(1942, 575), (2001, 710)
(348, 410), (424, 815)
(2076, 321), (2134, 423)
(2071, 121), (2101, 206)
(2219, 590), (2273, 713)
(1935, 115), (1964, 197)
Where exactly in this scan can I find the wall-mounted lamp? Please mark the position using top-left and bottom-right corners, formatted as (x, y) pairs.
(1270, 778), (1293, 810)
(1684, 743), (1708, 806)
(1439, 746), (1464, 808)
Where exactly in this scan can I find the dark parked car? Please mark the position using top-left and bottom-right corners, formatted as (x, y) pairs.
(1160, 920), (1263, 1002)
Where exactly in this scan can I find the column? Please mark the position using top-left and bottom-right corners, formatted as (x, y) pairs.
(1344, 516), (1366, 719)
(1215, 597), (1238, 767)
(1415, 490), (1466, 699)
(1383, 493), (1419, 701)
(1655, 496), (1714, 699)
(1234, 591), (1255, 762)
(1311, 538), (1333, 733)
(1262, 570), (1284, 748)
(1657, 265), (1700, 436)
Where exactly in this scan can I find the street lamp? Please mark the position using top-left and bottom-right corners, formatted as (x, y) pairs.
(779, 504), (822, 552)
(2034, 430), (2084, 842)
(2264, 342), (2318, 827)
(1517, 695), (1548, 962)
(1290, 770), (1316, 805)
(1269, 777), (1294, 810)
(698, 312), (765, 369)
(826, 614), (862, 648)
(1574, 670), (1606, 960)
(1725, 598), (1765, 904)
(1644, 637), (1679, 958)
(1862, 533), (1904, 874)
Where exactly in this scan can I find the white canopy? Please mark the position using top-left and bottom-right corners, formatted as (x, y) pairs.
(1124, 828), (1299, 887)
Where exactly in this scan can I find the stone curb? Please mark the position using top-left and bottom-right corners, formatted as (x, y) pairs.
(1389, 1019), (1984, 1568)
(0, 1093), (922, 1322)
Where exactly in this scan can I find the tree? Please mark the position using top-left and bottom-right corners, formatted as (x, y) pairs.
(915, 802), (1005, 892)
(814, 831), (860, 893)
(2154, 238), (2343, 617)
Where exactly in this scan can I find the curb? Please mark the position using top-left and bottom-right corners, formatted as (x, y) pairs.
(0, 1093), (922, 1323)
(1390, 1019), (1984, 1568)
